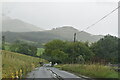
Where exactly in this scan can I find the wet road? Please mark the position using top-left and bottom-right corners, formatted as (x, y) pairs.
(27, 67), (87, 80)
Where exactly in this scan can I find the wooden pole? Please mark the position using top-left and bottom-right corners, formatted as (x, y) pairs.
(74, 33), (76, 42)
(2, 36), (5, 50)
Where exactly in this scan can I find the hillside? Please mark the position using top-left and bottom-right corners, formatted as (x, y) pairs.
(2, 15), (43, 32)
(2, 31), (65, 44)
(46, 26), (103, 42)
(2, 50), (46, 78)
(2, 26), (103, 44)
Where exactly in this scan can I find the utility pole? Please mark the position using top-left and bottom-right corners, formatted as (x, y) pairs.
(2, 36), (5, 50)
(72, 33), (77, 64)
(74, 33), (76, 42)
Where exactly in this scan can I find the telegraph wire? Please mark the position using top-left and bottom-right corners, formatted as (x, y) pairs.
(80, 5), (120, 33)
(74, 5), (120, 41)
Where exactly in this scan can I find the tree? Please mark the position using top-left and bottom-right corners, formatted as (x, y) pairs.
(44, 39), (65, 51)
(42, 40), (94, 64)
(51, 49), (68, 63)
(42, 40), (67, 63)
(90, 35), (118, 63)
(10, 40), (37, 56)
(76, 55), (85, 64)
(64, 41), (94, 63)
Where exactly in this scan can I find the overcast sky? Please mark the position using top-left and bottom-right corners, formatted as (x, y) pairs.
(2, 0), (119, 36)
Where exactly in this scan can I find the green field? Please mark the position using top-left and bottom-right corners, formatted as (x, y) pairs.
(3, 43), (45, 57)
(36, 48), (45, 56)
(1, 50), (46, 78)
(55, 64), (118, 78)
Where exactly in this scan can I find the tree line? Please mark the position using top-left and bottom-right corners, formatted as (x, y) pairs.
(2, 34), (119, 64)
(42, 35), (119, 64)
(2, 40), (38, 57)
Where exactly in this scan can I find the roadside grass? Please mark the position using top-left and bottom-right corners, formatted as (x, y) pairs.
(55, 64), (118, 78)
(1, 50), (46, 78)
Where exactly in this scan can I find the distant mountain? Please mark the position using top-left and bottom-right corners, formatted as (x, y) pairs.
(2, 26), (104, 45)
(45, 26), (104, 42)
(2, 15), (43, 32)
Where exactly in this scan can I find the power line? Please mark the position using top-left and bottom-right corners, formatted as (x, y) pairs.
(74, 5), (120, 41)
(80, 5), (120, 33)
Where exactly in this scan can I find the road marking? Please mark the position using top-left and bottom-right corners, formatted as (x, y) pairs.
(47, 68), (64, 80)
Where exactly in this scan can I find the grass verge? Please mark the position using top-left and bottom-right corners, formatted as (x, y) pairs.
(55, 64), (119, 78)
(1, 50), (46, 78)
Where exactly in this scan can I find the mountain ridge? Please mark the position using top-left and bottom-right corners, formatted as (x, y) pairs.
(44, 26), (104, 42)
(2, 16), (104, 44)
(2, 16), (43, 32)
(2, 26), (104, 44)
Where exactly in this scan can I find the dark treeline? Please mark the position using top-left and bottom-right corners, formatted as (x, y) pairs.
(90, 35), (119, 64)
(3, 40), (38, 57)
(42, 35), (119, 64)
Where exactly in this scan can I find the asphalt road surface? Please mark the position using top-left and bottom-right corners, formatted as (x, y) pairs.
(27, 67), (88, 80)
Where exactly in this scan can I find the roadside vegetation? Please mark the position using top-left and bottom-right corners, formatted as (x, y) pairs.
(42, 35), (119, 78)
(55, 64), (118, 78)
(2, 40), (45, 57)
(2, 50), (46, 78)
(2, 34), (119, 78)
(42, 35), (119, 64)
(1, 37), (46, 78)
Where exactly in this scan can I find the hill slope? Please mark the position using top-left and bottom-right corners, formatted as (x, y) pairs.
(2, 31), (66, 43)
(2, 15), (43, 32)
(2, 26), (103, 44)
(46, 26), (103, 42)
